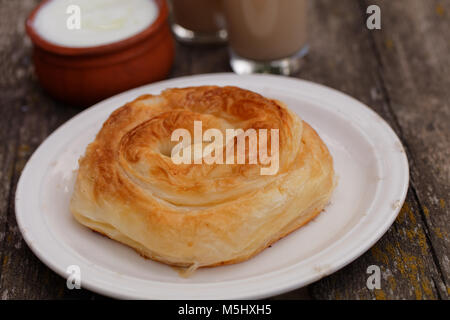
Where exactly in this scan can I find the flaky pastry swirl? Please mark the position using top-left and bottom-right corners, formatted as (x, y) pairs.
(70, 86), (335, 269)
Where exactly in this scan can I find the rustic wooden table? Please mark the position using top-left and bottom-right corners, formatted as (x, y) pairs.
(0, 0), (448, 300)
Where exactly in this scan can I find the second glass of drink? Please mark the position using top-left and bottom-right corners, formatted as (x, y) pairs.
(169, 0), (228, 44)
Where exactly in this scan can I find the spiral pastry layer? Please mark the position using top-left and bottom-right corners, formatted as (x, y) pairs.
(70, 86), (335, 268)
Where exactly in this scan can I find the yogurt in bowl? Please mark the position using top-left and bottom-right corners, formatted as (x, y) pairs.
(26, 0), (174, 107)
(33, 0), (160, 48)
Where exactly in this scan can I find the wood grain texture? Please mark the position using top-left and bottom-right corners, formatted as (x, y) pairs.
(366, 0), (450, 296)
(0, 0), (448, 300)
(303, 0), (449, 300)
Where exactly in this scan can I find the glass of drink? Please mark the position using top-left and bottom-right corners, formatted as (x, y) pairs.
(169, 0), (227, 44)
(223, 0), (309, 75)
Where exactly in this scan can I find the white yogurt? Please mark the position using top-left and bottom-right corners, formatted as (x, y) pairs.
(33, 0), (159, 48)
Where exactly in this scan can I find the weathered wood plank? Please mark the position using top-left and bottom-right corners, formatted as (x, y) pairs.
(365, 0), (449, 295)
(0, 0), (102, 299)
(296, 0), (448, 299)
(170, 42), (231, 77)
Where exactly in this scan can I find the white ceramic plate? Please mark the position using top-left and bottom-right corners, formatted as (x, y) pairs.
(15, 73), (409, 299)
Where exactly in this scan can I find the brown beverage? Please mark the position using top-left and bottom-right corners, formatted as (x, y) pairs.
(170, 0), (227, 43)
(223, 0), (308, 61)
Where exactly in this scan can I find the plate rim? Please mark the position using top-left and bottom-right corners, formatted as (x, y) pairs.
(15, 73), (409, 299)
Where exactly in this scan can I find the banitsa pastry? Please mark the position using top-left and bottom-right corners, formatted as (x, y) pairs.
(70, 86), (335, 271)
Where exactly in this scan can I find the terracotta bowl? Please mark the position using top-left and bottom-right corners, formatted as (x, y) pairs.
(26, 0), (175, 107)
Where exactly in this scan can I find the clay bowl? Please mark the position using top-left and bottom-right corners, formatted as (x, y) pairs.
(26, 0), (174, 107)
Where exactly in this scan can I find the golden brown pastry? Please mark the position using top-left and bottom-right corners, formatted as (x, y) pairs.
(70, 86), (335, 270)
